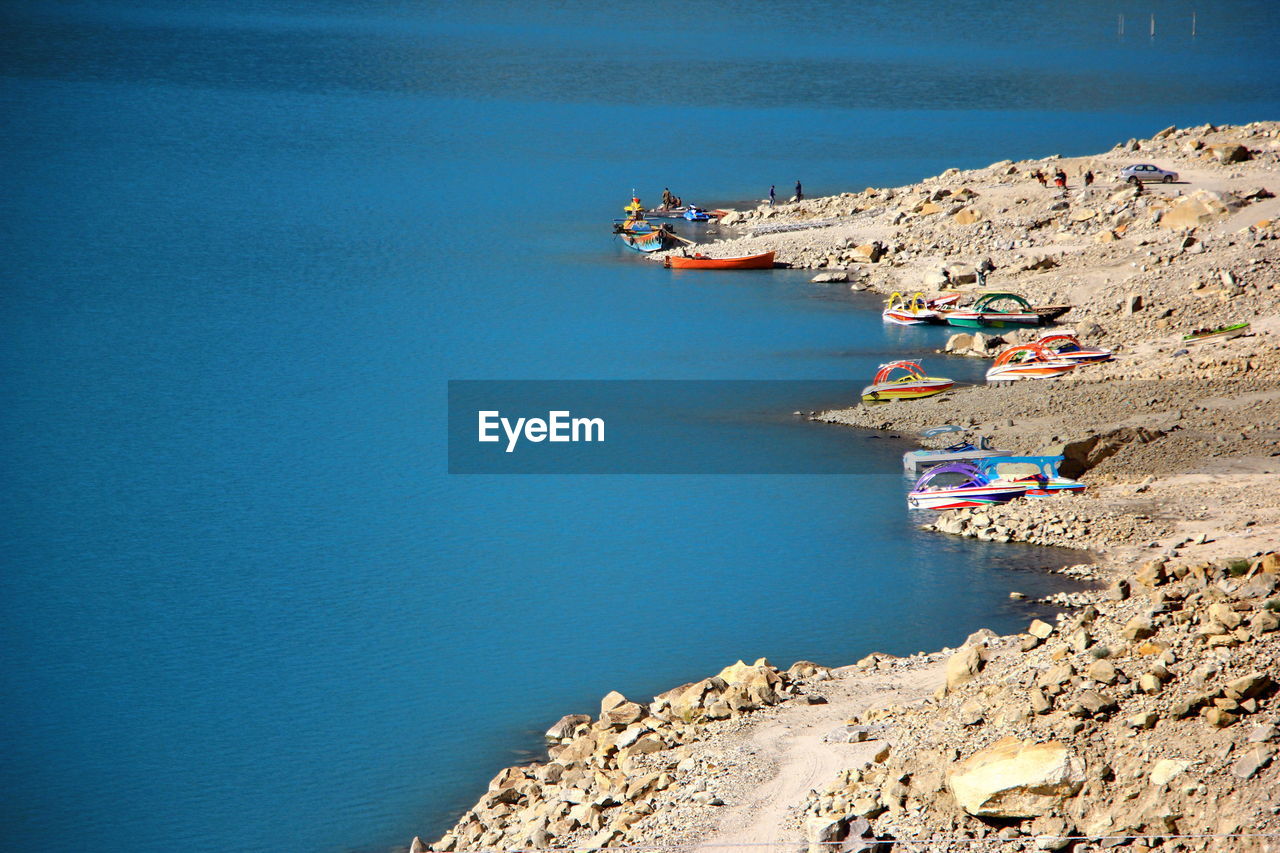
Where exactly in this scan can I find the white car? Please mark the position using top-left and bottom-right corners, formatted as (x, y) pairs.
(1119, 163), (1178, 184)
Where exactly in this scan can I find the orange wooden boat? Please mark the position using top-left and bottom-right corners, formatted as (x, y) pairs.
(664, 251), (775, 270)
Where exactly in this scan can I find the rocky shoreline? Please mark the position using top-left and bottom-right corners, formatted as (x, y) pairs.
(417, 124), (1280, 853)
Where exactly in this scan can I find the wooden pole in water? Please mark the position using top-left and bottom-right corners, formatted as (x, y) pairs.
(1191, 10), (1197, 37)
(1150, 13), (1156, 38)
(1118, 13), (1124, 37)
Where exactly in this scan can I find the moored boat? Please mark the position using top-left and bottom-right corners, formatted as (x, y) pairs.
(985, 343), (1077, 382)
(613, 196), (677, 253)
(903, 433), (1003, 474)
(861, 360), (954, 402)
(981, 455), (1086, 496)
(683, 206), (711, 221)
(664, 251), (775, 269)
(942, 292), (1071, 328)
(618, 229), (673, 252)
(906, 462), (1029, 510)
(1036, 330), (1114, 364)
(1183, 322), (1250, 344)
(882, 292), (939, 325)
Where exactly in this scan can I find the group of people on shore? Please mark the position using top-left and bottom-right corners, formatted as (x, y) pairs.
(768, 180), (803, 206)
(1031, 167), (1095, 189)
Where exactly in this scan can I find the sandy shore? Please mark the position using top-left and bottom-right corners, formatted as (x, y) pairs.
(419, 123), (1280, 853)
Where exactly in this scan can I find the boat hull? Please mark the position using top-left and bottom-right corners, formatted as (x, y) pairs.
(907, 484), (1028, 510)
(618, 230), (670, 253)
(946, 311), (1042, 328)
(882, 308), (939, 325)
(664, 251), (775, 269)
(986, 362), (1075, 381)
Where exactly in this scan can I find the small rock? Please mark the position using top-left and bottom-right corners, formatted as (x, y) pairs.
(810, 271), (848, 284)
(1028, 619), (1055, 639)
(1231, 744), (1276, 780)
(1204, 707), (1238, 728)
(1128, 711), (1159, 730)
(1224, 672), (1271, 700)
(1105, 579), (1131, 601)
(1149, 758), (1189, 785)
(1121, 617), (1156, 641)
(1246, 724), (1277, 743)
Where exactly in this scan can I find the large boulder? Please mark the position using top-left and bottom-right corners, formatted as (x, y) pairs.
(1210, 143), (1252, 164)
(849, 242), (886, 263)
(811, 271), (848, 283)
(945, 332), (974, 353)
(715, 658), (786, 706)
(1158, 189), (1236, 229)
(945, 644), (987, 691)
(599, 691), (646, 728)
(650, 676), (728, 722)
(947, 737), (1086, 818)
(944, 263), (978, 284)
(1048, 427), (1164, 479)
(545, 714), (592, 741)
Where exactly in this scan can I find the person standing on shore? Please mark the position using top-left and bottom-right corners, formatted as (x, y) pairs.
(795, 180), (803, 201)
(1033, 169), (1047, 187)
(976, 257), (996, 288)
(769, 185), (775, 206)
(1084, 170), (1095, 187)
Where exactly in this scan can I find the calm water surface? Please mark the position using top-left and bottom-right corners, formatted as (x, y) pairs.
(3, 2), (1278, 851)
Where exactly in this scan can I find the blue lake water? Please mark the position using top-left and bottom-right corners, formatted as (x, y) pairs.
(3, 2), (1279, 851)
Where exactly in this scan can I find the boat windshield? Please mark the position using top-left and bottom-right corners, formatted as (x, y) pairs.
(976, 293), (1033, 312)
(913, 462), (986, 491)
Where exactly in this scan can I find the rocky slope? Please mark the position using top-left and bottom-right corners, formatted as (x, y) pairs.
(417, 124), (1280, 853)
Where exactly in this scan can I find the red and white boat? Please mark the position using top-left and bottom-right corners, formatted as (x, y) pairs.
(907, 462), (1030, 510)
(882, 292), (939, 325)
(861, 360), (954, 402)
(1036, 331), (1113, 364)
(985, 343), (1077, 382)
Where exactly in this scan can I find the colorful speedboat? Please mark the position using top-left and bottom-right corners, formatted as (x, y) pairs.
(882, 292), (939, 325)
(942, 292), (1071, 328)
(861, 360), (954, 402)
(1036, 331), (1113, 364)
(1183, 322), (1249, 344)
(981, 456), (1086, 496)
(903, 434), (1003, 474)
(683, 206), (711, 221)
(664, 251), (775, 269)
(613, 196), (675, 253)
(907, 462), (1029, 510)
(985, 343), (1077, 382)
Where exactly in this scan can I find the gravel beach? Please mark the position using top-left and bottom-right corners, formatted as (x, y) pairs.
(422, 123), (1280, 853)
